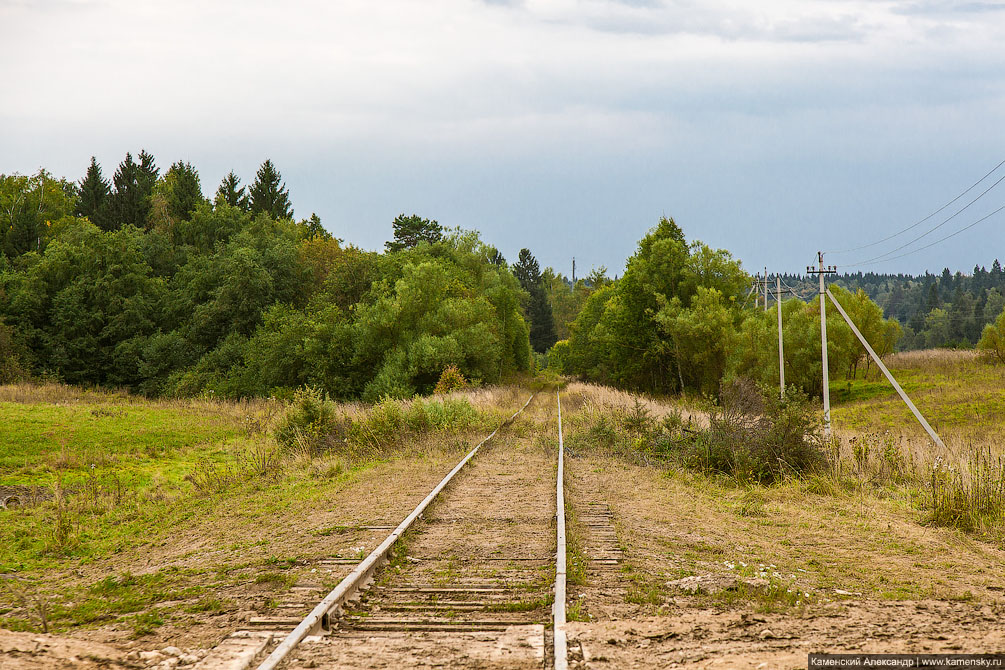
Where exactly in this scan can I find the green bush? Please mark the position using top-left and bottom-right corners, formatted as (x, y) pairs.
(274, 386), (342, 456)
(666, 379), (824, 483)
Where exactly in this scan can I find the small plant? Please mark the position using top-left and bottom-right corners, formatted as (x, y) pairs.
(433, 365), (467, 395)
(130, 610), (164, 637)
(928, 448), (1005, 533)
(274, 386), (342, 457)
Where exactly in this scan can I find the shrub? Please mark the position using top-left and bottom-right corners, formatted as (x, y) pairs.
(433, 365), (467, 395)
(681, 379), (824, 483)
(274, 386), (342, 456)
(633, 379), (823, 483)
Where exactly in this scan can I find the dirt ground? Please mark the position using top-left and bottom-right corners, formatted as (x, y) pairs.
(7, 386), (1005, 669)
(561, 390), (1005, 668)
(282, 393), (558, 669)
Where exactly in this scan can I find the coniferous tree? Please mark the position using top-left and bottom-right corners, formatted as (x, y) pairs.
(215, 171), (249, 211)
(107, 150), (159, 229)
(76, 156), (111, 228)
(513, 248), (557, 353)
(386, 214), (443, 251)
(249, 159), (293, 220)
(162, 161), (204, 220)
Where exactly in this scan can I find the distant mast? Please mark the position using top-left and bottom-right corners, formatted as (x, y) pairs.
(572, 257), (576, 283)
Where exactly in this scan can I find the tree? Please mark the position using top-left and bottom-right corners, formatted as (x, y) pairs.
(385, 214), (443, 252)
(565, 217), (749, 394)
(215, 170), (249, 211)
(249, 159), (293, 220)
(984, 288), (1005, 325)
(1, 170), (77, 257)
(75, 157), (110, 227)
(107, 150), (159, 229)
(978, 309), (1005, 364)
(160, 161), (205, 221)
(513, 248), (541, 289)
(299, 213), (331, 240)
(513, 248), (557, 353)
(924, 308), (951, 349)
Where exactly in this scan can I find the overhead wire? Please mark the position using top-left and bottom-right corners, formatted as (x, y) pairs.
(847, 203), (1005, 269)
(845, 171), (1005, 267)
(827, 158), (1005, 255)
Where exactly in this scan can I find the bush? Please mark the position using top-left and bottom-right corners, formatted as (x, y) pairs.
(675, 379), (824, 483)
(433, 365), (467, 395)
(274, 386), (343, 456)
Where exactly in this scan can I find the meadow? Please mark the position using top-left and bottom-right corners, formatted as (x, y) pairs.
(0, 382), (523, 640)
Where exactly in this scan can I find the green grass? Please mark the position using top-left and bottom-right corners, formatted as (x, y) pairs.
(0, 400), (243, 489)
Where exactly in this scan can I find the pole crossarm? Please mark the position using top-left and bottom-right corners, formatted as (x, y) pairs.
(825, 288), (946, 450)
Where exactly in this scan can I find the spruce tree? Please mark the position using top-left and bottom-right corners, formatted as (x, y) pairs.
(163, 161), (203, 220)
(107, 150), (159, 229)
(249, 159), (293, 220)
(215, 171), (249, 211)
(75, 156), (110, 228)
(513, 248), (558, 353)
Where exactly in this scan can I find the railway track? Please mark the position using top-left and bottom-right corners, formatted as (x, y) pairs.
(193, 390), (577, 670)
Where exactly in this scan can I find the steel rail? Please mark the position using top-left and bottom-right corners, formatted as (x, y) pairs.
(554, 391), (568, 670)
(256, 392), (536, 670)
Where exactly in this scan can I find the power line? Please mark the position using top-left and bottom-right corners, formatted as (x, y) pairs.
(827, 158), (1005, 255)
(848, 203), (1005, 269)
(846, 172), (1005, 267)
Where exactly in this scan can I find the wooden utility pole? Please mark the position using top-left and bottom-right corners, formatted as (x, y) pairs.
(776, 275), (785, 399)
(763, 267), (769, 312)
(807, 253), (837, 437)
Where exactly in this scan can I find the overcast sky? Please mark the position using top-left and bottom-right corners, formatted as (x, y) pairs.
(2, 0), (1004, 277)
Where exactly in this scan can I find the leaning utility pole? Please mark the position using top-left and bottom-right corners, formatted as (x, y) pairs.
(825, 288), (946, 450)
(776, 275), (785, 399)
(807, 253), (837, 437)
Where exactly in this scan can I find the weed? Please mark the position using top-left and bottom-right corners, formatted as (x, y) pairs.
(566, 599), (590, 621)
(185, 596), (230, 614)
(928, 448), (1005, 533)
(129, 610), (163, 637)
(486, 598), (550, 613)
(736, 489), (767, 517)
(254, 572), (293, 589)
(565, 503), (588, 587)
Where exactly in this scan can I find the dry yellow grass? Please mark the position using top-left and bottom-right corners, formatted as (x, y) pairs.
(831, 348), (1005, 478)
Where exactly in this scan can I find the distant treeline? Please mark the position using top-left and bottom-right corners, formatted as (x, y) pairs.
(781, 263), (1005, 350)
(0, 153), (539, 398)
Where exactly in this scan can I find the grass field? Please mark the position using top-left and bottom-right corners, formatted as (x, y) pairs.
(0, 382), (523, 640)
(561, 378), (1005, 625)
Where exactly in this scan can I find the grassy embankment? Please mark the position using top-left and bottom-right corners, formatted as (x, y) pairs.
(0, 382), (523, 640)
(560, 361), (1005, 620)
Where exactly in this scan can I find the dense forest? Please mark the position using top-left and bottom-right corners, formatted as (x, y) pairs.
(7, 152), (997, 404)
(0, 154), (534, 399)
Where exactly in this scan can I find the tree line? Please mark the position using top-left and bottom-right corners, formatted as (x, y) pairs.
(0, 154), (536, 399)
(550, 218), (905, 398)
(2, 151), (927, 403)
(782, 264), (1005, 351)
